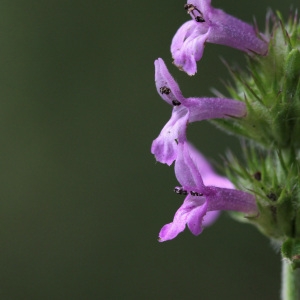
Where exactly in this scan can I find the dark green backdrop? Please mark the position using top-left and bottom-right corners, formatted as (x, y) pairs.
(0, 0), (293, 299)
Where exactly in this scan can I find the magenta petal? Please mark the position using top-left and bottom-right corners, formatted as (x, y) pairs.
(187, 142), (234, 188)
(159, 222), (185, 242)
(187, 200), (208, 235)
(180, 143), (258, 216)
(207, 8), (268, 56)
(155, 58), (185, 105)
(158, 195), (206, 242)
(186, 97), (246, 121)
(175, 143), (205, 189)
(171, 21), (209, 76)
(151, 107), (188, 165)
(158, 198), (192, 242)
(189, 0), (211, 13)
(206, 186), (258, 216)
(202, 210), (220, 227)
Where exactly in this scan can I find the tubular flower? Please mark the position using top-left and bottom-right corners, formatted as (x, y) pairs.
(151, 58), (246, 165)
(158, 142), (258, 242)
(171, 0), (268, 75)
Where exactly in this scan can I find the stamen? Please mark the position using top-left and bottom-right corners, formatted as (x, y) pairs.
(160, 86), (171, 95)
(195, 16), (205, 23)
(174, 187), (188, 195)
(172, 100), (181, 106)
(174, 187), (203, 197)
(190, 191), (203, 196)
(184, 4), (205, 23)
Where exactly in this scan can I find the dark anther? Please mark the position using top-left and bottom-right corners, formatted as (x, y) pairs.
(195, 16), (205, 22)
(253, 171), (261, 181)
(174, 187), (188, 195)
(172, 100), (181, 106)
(174, 187), (182, 194)
(184, 4), (205, 22)
(190, 191), (203, 196)
(160, 86), (171, 95)
(184, 4), (197, 13)
(267, 192), (277, 201)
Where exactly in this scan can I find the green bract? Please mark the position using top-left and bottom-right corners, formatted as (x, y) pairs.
(214, 11), (300, 264)
(213, 12), (300, 148)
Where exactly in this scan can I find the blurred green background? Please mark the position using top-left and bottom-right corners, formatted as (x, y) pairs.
(0, 0), (294, 299)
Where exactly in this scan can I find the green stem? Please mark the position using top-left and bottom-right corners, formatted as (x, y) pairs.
(281, 259), (300, 300)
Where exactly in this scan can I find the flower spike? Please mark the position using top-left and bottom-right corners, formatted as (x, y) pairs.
(171, 0), (268, 75)
(151, 58), (246, 165)
(158, 143), (258, 242)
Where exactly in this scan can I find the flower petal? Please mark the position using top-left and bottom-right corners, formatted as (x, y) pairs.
(158, 195), (207, 241)
(187, 0), (211, 14)
(202, 210), (220, 227)
(187, 199), (208, 235)
(171, 21), (209, 76)
(186, 97), (246, 121)
(205, 186), (258, 216)
(177, 143), (257, 215)
(175, 142), (205, 188)
(151, 106), (188, 165)
(188, 142), (234, 188)
(208, 8), (268, 56)
(155, 58), (185, 105)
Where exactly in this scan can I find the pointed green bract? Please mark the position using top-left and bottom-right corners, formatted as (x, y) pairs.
(212, 13), (300, 258)
(225, 143), (300, 241)
(212, 11), (300, 149)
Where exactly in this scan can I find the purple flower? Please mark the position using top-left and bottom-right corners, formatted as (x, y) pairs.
(171, 0), (268, 75)
(151, 58), (246, 166)
(158, 142), (258, 242)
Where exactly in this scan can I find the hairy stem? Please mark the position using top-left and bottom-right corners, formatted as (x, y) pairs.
(281, 260), (300, 300)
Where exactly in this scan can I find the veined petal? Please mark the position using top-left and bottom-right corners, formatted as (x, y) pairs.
(188, 142), (234, 188)
(187, 199), (208, 235)
(171, 20), (209, 76)
(175, 142), (205, 188)
(205, 186), (258, 216)
(208, 8), (268, 56)
(202, 210), (220, 227)
(151, 107), (188, 166)
(171, 21), (198, 60)
(158, 195), (207, 241)
(155, 58), (184, 105)
(186, 97), (246, 122)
